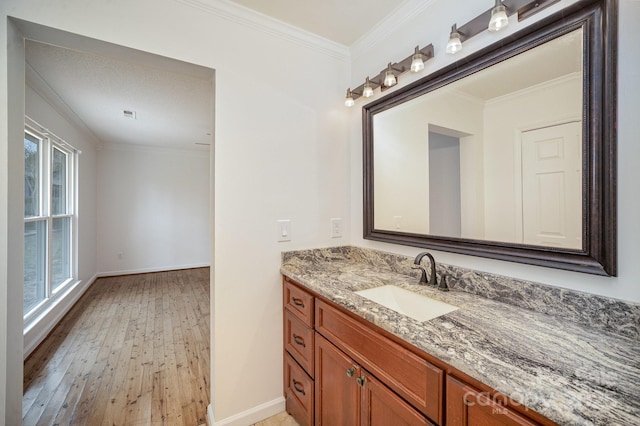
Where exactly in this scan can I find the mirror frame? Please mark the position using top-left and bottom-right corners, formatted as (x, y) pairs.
(363, 0), (617, 276)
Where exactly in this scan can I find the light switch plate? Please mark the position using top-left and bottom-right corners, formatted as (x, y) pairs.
(277, 219), (291, 242)
(330, 218), (343, 238)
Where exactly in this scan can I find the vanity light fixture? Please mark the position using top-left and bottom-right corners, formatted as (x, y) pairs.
(410, 46), (425, 72)
(343, 44), (433, 107)
(343, 0), (561, 106)
(345, 89), (355, 107)
(488, 0), (509, 32)
(363, 77), (374, 98)
(446, 24), (463, 54)
(383, 63), (397, 87)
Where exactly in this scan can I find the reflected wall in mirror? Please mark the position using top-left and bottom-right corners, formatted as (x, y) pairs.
(363, 0), (617, 276)
(374, 30), (583, 249)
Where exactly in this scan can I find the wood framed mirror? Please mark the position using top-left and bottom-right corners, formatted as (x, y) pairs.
(363, 0), (617, 276)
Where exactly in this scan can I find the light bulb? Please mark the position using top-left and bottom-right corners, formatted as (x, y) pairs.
(383, 64), (397, 87)
(363, 77), (374, 97)
(488, 0), (509, 32)
(410, 47), (424, 72)
(446, 24), (463, 54)
(345, 89), (355, 107)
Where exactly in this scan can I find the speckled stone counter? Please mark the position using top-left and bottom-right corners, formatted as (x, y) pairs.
(280, 246), (640, 426)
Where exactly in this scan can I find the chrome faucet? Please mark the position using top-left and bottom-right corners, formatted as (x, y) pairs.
(413, 251), (436, 286)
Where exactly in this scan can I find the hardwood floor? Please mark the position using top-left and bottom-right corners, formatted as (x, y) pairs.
(23, 268), (210, 426)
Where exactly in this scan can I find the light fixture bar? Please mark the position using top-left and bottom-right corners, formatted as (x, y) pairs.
(343, 0), (560, 106)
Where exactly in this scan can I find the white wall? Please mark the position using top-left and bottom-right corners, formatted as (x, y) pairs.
(97, 144), (210, 274)
(350, 0), (640, 305)
(0, 1), (350, 425)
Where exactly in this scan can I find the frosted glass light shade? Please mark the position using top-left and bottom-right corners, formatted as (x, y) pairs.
(489, 2), (509, 32)
(363, 77), (374, 97)
(446, 25), (463, 54)
(384, 70), (396, 87)
(345, 89), (355, 107)
(410, 54), (424, 72)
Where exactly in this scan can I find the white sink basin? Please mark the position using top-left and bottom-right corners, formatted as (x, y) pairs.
(355, 285), (458, 322)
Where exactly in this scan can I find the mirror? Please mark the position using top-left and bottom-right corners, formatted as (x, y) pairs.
(363, 0), (616, 276)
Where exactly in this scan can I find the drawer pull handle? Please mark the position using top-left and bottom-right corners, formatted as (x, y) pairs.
(356, 377), (366, 387)
(346, 367), (356, 377)
(293, 334), (306, 347)
(291, 297), (305, 307)
(292, 379), (305, 395)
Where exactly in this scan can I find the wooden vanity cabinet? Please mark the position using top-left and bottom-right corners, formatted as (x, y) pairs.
(283, 277), (553, 426)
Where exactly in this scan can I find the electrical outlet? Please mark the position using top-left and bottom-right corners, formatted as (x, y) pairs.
(330, 218), (343, 238)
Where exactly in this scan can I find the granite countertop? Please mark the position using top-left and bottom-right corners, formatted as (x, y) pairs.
(280, 246), (640, 426)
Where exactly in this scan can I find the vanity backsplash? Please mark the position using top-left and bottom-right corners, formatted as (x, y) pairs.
(282, 246), (640, 340)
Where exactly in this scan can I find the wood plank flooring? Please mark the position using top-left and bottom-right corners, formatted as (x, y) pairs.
(23, 268), (210, 426)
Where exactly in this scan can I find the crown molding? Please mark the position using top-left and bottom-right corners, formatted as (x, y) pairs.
(350, 0), (439, 60)
(174, 0), (350, 61)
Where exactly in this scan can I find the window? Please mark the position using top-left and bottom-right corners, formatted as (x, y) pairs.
(24, 123), (77, 317)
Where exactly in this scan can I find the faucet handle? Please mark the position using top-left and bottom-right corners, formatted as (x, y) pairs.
(437, 274), (450, 292)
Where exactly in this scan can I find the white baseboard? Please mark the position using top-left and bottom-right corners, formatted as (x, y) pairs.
(97, 262), (210, 277)
(208, 397), (286, 426)
(23, 273), (98, 359)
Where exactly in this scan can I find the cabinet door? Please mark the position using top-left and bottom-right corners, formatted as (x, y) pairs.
(315, 334), (361, 425)
(361, 372), (433, 426)
(447, 376), (538, 426)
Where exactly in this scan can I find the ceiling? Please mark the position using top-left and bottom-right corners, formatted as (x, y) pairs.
(25, 40), (213, 150)
(226, 0), (407, 46)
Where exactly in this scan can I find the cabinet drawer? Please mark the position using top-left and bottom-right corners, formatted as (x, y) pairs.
(284, 278), (314, 326)
(284, 309), (315, 377)
(316, 299), (443, 424)
(284, 352), (314, 426)
(446, 376), (539, 426)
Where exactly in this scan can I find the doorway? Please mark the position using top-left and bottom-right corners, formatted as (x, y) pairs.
(7, 18), (215, 425)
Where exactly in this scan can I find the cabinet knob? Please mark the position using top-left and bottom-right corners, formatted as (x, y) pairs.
(291, 297), (304, 307)
(356, 377), (366, 387)
(346, 367), (356, 377)
(293, 334), (306, 347)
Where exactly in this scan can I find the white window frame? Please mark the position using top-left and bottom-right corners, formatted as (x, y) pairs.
(23, 118), (79, 323)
